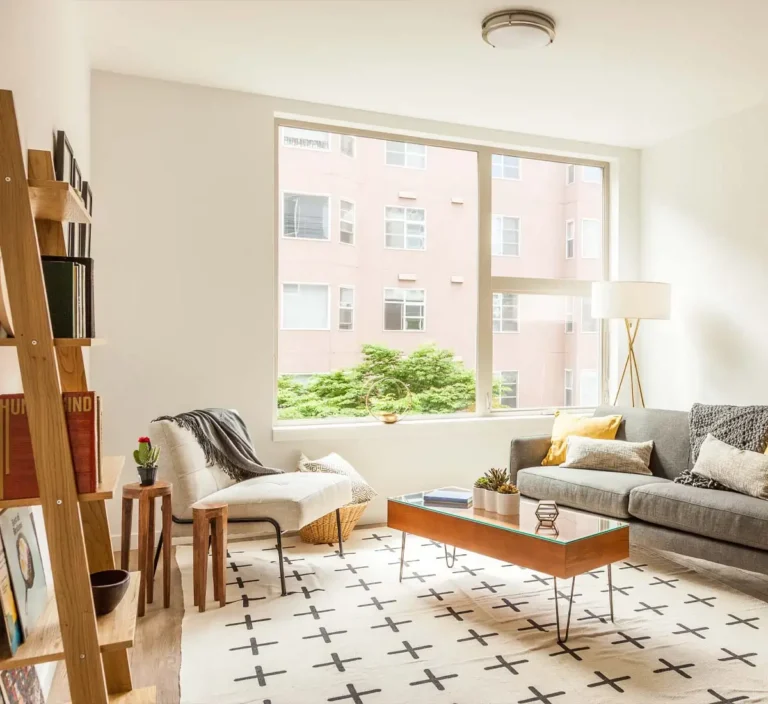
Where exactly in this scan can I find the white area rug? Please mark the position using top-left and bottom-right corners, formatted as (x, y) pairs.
(177, 527), (768, 704)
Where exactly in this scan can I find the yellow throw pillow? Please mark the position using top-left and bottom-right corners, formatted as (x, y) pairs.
(542, 411), (623, 466)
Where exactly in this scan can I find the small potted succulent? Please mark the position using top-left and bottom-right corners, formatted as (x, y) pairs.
(473, 476), (491, 509)
(134, 436), (160, 486)
(482, 467), (509, 513)
(496, 482), (520, 516)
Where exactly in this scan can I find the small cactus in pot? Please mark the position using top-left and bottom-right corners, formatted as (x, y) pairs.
(472, 476), (491, 510)
(496, 482), (521, 516)
(134, 436), (160, 486)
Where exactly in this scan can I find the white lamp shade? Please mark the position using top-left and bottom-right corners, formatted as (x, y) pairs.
(591, 281), (671, 320)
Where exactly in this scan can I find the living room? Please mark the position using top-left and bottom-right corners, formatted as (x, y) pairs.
(0, 1), (766, 703)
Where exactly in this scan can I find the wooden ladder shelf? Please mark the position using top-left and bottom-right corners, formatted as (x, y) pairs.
(0, 91), (152, 702)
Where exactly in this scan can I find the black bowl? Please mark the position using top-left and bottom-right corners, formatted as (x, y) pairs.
(90, 569), (130, 616)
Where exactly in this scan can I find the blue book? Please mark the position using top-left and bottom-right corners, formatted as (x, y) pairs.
(424, 488), (472, 506)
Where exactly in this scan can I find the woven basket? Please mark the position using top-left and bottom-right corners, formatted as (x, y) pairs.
(299, 502), (369, 544)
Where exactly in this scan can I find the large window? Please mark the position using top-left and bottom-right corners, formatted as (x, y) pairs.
(385, 206), (426, 250)
(580, 369), (599, 406)
(340, 200), (355, 245)
(493, 293), (519, 333)
(384, 288), (425, 331)
(495, 370), (519, 409)
(492, 154), (521, 180)
(283, 193), (329, 240)
(492, 215), (520, 256)
(282, 283), (330, 330)
(282, 127), (330, 151)
(385, 141), (426, 169)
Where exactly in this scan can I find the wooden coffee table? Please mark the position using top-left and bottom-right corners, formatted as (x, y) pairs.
(388, 490), (629, 642)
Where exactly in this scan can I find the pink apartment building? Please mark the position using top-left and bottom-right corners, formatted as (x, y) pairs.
(278, 128), (602, 411)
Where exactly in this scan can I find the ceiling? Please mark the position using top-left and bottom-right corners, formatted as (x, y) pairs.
(80, 0), (768, 149)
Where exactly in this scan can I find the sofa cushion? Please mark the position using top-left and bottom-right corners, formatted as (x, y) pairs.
(628, 481), (768, 551)
(517, 466), (668, 519)
(203, 472), (353, 531)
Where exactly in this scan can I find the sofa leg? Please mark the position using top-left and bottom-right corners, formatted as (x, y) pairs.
(274, 525), (287, 596)
(335, 509), (344, 558)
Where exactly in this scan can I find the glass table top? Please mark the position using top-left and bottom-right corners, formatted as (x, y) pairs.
(388, 487), (628, 545)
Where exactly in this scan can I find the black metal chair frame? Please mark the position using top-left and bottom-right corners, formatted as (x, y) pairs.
(152, 509), (344, 596)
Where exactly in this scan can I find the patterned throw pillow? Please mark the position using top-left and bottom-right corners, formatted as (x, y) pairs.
(298, 453), (376, 505)
(675, 403), (768, 491)
(561, 436), (654, 476)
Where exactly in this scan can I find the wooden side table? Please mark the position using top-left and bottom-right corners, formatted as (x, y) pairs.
(192, 502), (228, 612)
(121, 481), (173, 617)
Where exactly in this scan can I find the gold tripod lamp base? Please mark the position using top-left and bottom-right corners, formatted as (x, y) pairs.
(614, 318), (645, 408)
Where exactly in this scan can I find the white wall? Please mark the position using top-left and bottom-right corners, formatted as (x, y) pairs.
(0, 0), (90, 694)
(640, 101), (768, 409)
(90, 70), (640, 545)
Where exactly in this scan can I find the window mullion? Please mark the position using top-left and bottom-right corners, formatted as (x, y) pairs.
(476, 149), (493, 416)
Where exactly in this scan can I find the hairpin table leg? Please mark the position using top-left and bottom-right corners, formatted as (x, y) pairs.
(443, 544), (457, 568)
(399, 532), (407, 583)
(553, 575), (576, 643)
(608, 563), (615, 622)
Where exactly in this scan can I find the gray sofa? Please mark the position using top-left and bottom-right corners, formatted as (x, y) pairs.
(510, 405), (768, 575)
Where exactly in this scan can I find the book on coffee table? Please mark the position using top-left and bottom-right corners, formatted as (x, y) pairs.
(423, 488), (473, 508)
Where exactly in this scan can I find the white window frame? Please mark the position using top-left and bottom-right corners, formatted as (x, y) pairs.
(383, 288), (426, 332)
(564, 369), (574, 407)
(494, 370), (519, 409)
(565, 219), (575, 259)
(492, 154), (522, 180)
(565, 296), (575, 334)
(384, 205), (427, 251)
(340, 134), (356, 158)
(492, 215), (521, 257)
(281, 127), (331, 151)
(581, 218), (601, 259)
(385, 141), (427, 169)
(581, 296), (598, 334)
(581, 165), (603, 183)
(281, 191), (331, 241)
(566, 163), (576, 185)
(579, 369), (599, 407)
(492, 293), (519, 333)
(339, 285), (355, 331)
(340, 199), (355, 245)
(281, 282), (331, 331)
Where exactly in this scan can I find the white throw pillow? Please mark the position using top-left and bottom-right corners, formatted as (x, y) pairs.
(298, 453), (376, 504)
(561, 436), (654, 476)
(692, 434), (768, 499)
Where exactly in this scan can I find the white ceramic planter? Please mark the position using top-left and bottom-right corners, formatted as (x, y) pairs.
(472, 486), (486, 510)
(484, 489), (498, 513)
(496, 492), (520, 516)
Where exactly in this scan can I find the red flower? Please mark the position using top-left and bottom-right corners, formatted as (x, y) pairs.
(138, 436), (150, 443)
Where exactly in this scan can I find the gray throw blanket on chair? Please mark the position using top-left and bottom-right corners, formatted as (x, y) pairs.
(153, 408), (283, 482)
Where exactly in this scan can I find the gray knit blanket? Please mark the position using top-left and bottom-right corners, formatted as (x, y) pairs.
(153, 408), (282, 482)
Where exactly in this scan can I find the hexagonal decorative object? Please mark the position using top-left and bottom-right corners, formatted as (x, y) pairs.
(535, 500), (559, 534)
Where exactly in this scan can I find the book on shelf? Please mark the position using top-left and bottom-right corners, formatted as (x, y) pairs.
(423, 488), (473, 507)
(0, 542), (22, 659)
(0, 392), (100, 498)
(0, 509), (47, 641)
(41, 257), (94, 338)
(0, 665), (45, 703)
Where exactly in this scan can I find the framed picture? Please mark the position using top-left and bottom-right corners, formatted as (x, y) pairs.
(0, 665), (44, 704)
(53, 131), (74, 185)
(72, 158), (82, 192)
(79, 181), (93, 257)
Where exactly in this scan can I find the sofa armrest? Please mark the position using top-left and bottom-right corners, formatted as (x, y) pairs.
(509, 435), (551, 482)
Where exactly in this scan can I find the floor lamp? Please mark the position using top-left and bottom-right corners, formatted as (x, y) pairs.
(591, 281), (671, 408)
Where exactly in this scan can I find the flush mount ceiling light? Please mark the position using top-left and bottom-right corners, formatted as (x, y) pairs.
(482, 10), (556, 50)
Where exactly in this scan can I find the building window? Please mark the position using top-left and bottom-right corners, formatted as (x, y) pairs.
(581, 297), (598, 333)
(385, 141), (426, 169)
(493, 293), (519, 333)
(492, 215), (520, 256)
(580, 369), (599, 406)
(340, 134), (356, 158)
(282, 283), (330, 330)
(581, 219), (601, 259)
(283, 193), (330, 240)
(492, 154), (521, 180)
(582, 165), (603, 183)
(564, 369), (574, 407)
(385, 206), (426, 250)
(566, 164), (576, 185)
(384, 288), (425, 331)
(286, 373), (317, 386)
(340, 200), (355, 245)
(565, 219), (575, 259)
(339, 286), (354, 330)
(495, 370), (519, 409)
(565, 297), (575, 333)
(282, 127), (330, 151)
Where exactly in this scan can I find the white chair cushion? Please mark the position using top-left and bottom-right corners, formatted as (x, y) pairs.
(203, 472), (353, 531)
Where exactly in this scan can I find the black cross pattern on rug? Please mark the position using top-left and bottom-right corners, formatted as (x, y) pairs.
(226, 594), (266, 608)
(548, 588), (582, 602)
(287, 586), (324, 599)
(358, 596), (395, 611)
(549, 642), (590, 661)
(609, 631), (650, 649)
(587, 671), (631, 693)
(649, 576), (679, 589)
(271, 554), (304, 565)
(346, 578), (382, 591)
(684, 593), (717, 607)
(230, 636), (278, 656)
(227, 561), (251, 572)
(327, 684), (382, 703)
(409, 668), (458, 691)
(493, 598), (529, 612)
(294, 605), (335, 620)
(484, 655), (528, 675)
(262, 544), (295, 553)
(313, 652), (362, 673)
(362, 533), (392, 541)
(452, 565), (484, 577)
(705, 690), (749, 704)
(726, 613), (760, 630)
(227, 576), (260, 589)
(387, 640), (433, 660)
(401, 571), (435, 583)
(653, 658), (695, 679)
(324, 549), (356, 559)
(524, 573), (553, 586)
(435, 606), (474, 621)
(619, 561), (647, 572)
(417, 588), (454, 602)
(718, 648), (757, 668)
(286, 569), (316, 582)
(519, 618), (555, 633)
(585, 569), (604, 579)
(374, 544), (397, 554)
(578, 609), (611, 624)
(518, 686), (566, 704)
(472, 581), (505, 594)
(389, 558), (420, 568)
(371, 617), (412, 633)
(335, 563), (369, 574)
(602, 583), (634, 596)
(303, 626), (347, 643)
(421, 540), (443, 549)
(634, 602), (668, 616)
(226, 614), (271, 631)
(457, 628), (499, 646)
(672, 622), (709, 640)
(234, 665), (288, 686)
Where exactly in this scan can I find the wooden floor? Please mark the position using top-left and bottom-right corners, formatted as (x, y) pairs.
(48, 539), (768, 704)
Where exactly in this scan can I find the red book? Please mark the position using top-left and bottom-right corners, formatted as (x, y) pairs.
(0, 392), (99, 499)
